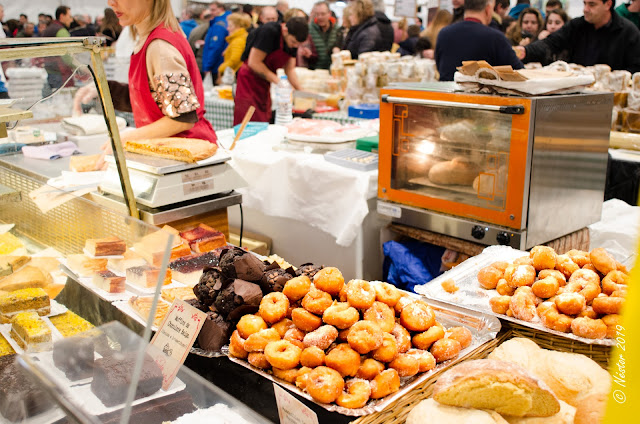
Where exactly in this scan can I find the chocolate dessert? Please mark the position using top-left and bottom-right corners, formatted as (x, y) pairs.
(260, 268), (293, 293)
(198, 311), (232, 351)
(98, 390), (195, 424)
(296, 263), (324, 279)
(193, 268), (228, 307)
(0, 354), (54, 422)
(214, 279), (262, 319)
(219, 247), (265, 282)
(53, 337), (95, 381)
(91, 352), (163, 407)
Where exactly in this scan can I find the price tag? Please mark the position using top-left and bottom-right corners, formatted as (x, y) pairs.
(274, 383), (319, 424)
(149, 299), (207, 390)
(182, 179), (214, 196)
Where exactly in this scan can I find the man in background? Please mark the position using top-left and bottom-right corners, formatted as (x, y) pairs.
(509, 0), (532, 19)
(17, 22), (35, 37)
(42, 6), (75, 90)
(616, 0), (640, 29)
(70, 15), (96, 37)
(545, 0), (564, 15)
(308, 1), (340, 70)
(276, 1), (289, 21)
(452, 0), (466, 23)
(202, 2), (230, 84)
(259, 6), (279, 25)
(181, 3), (206, 38)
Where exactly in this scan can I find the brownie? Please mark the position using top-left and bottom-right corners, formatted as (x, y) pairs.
(0, 354), (54, 422)
(91, 352), (163, 407)
(296, 263), (324, 279)
(98, 390), (195, 424)
(197, 311), (232, 352)
(53, 337), (95, 381)
(260, 268), (293, 293)
(193, 268), (229, 307)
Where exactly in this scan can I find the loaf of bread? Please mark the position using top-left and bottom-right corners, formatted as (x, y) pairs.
(125, 138), (217, 163)
(504, 400), (576, 424)
(406, 399), (509, 424)
(432, 359), (560, 417)
(488, 338), (611, 424)
(428, 157), (480, 186)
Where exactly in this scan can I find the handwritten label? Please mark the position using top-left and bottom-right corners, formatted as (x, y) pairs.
(182, 179), (214, 196)
(394, 0), (417, 18)
(149, 299), (207, 390)
(274, 383), (319, 424)
(182, 168), (213, 183)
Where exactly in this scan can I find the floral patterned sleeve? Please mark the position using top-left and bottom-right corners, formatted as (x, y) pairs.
(145, 39), (199, 123)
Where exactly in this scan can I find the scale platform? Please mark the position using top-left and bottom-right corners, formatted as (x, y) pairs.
(99, 149), (246, 208)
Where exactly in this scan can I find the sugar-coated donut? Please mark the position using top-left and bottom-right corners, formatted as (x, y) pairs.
(264, 340), (302, 370)
(364, 301), (396, 333)
(272, 367), (300, 383)
(477, 265), (503, 290)
(348, 321), (384, 354)
(374, 282), (402, 307)
(513, 256), (534, 266)
(356, 358), (385, 380)
(244, 327), (281, 352)
(590, 248), (617, 276)
(531, 276), (560, 299)
(496, 278), (515, 296)
(400, 302), (436, 332)
(430, 338), (462, 363)
(283, 327), (306, 349)
(313, 267), (345, 296)
(491, 261), (510, 272)
(592, 295), (624, 315)
(611, 289), (627, 298)
(271, 318), (296, 338)
(509, 287), (537, 322)
(530, 246), (557, 271)
(569, 268), (601, 287)
(370, 369), (400, 399)
(300, 346), (326, 368)
(445, 326), (472, 349)
(394, 295), (414, 314)
(303, 324), (338, 350)
(538, 269), (566, 287)
(229, 330), (249, 359)
(372, 332), (399, 363)
(405, 349), (437, 373)
(412, 324), (445, 350)
(325, 343), (361, 377)
(505, 264), (536, 288)
(337, 327), (351, 342)
(336, 379), (371, 409)
(554, 292), (586, 315)
(391, 323), (412, 353)
(248, 352), (271, 369)
(345, 279), (376, 309)
(282, 275), (312, 302)
(306, 366), (345, 403)
(537, 302), (573, 333)
(570, 317), (607, 339)
(389, 353), (420, 377)
(601, 314), (622, 339)
(295, 366), (313, 389)
(291, 307), (322, 332)
(302, 287), (333, 315)
(578, 305), (598, 319)
(490, 295), (512, 315)
(236, 314), (268, 339)
(259, 292), (290, 324)
(602, 270), (629, 295)
(582, 263), (599, 273)
(567, 249), (591, 267)
(323, 301), (360, 329)
(555, 255), (580, 279)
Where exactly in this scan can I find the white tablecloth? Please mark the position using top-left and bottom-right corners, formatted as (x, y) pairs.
(219, 126), (377, 246)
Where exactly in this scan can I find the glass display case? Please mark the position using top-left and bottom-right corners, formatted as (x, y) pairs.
(377, 84), (613, 249)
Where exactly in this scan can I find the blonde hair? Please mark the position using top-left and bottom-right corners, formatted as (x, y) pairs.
(227, 12), (251, 29)
(284, 7), (308, 22)
(421, 9), (452, 48)
(351, 0), (374, 25)
(131, 0), (180, 37)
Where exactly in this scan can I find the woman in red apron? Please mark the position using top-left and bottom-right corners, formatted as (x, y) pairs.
(74, 0), (216, 146)
(234, 17), (309, 125)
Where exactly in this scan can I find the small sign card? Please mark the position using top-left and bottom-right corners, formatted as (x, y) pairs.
(274, 383), (319, 424)
(149, 298), (207, 390)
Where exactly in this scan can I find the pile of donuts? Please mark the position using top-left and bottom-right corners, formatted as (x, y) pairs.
(480, 246), (628, 339)
(228, 267), (472, 408)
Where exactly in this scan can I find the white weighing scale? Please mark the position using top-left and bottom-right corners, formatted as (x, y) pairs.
(99, 149), (246, 208)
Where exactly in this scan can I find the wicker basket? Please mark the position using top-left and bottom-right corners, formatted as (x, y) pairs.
(352, 325), (612, 424)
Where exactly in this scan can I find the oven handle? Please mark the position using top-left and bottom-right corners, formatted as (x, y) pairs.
(380, 95), (525, 115)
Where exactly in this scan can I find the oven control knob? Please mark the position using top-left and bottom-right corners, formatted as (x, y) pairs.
(496, 231), (510, 245)
(471, 225), (485, 240)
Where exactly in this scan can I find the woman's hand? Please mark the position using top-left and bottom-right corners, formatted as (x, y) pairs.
(538, 30), (550, 40)
(513, 46), (526, 60)
(519, 37), (531, 47)
(72, 84), (98, 116)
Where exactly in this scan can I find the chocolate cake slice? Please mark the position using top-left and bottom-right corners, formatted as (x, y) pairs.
(0, 354), (54, 422)
(53, 337), (95, 381)
(98, 390), (195, 424)
(91, 352), (163, 407)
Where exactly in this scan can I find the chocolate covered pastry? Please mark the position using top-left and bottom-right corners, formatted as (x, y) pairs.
(197, 311), (232, 351)
(260, 268), (293, 293)
(295, 263), (324, 280)
(219, 247), (265, 282)
(214, 279), (262, 320)
(193, 268), (228, 307)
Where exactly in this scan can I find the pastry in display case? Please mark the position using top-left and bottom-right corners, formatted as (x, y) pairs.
(377, 84), (613, 249)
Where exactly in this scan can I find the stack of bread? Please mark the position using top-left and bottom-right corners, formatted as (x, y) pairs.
(479, 246), (627, 340)
(407, 337), (610, 424)
(228, 267), (473, 409)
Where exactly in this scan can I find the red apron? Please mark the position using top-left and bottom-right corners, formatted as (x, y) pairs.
(234, 35), (293, 125)
(129, 25), (217, 143)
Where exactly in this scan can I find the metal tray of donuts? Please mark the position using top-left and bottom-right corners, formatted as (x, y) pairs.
(226, 295), (501, 416)
(415, 245), (617, 346)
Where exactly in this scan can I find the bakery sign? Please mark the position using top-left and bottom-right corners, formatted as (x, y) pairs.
(394, 0), (417, 18)
(148, 298), (207, 390)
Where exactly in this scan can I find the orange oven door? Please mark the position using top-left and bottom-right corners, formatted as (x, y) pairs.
(378, 89), (532, 229)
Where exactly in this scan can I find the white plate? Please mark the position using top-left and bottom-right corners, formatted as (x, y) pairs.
(28, 347), (102, 387)
(112, 299), (171, 332)
(125, 280), (186, 297)
(59, 260), (134, 302)
(0, 317), (64, 354)
(287, 127), (371, 144)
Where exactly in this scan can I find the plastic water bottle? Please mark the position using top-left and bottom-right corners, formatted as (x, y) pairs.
(275, 75), (293, 126)
(221, 67), (235, 86)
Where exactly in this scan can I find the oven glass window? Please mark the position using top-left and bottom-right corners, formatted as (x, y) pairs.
(390, 103), (513, 211)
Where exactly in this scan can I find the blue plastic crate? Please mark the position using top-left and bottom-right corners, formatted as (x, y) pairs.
(348, 103), (380, 119)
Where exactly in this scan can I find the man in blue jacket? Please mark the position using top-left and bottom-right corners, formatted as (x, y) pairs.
(202, 2), (230, 84)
